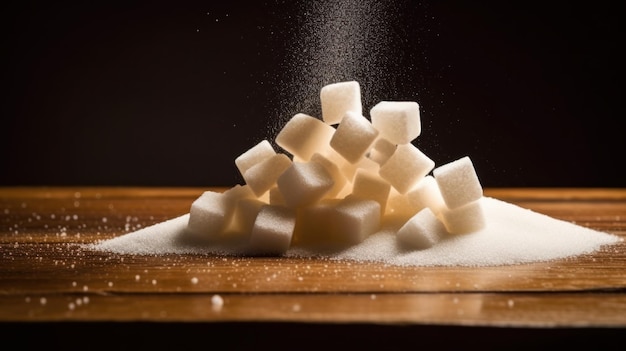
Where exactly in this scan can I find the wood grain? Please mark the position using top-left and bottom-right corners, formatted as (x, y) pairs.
(1, 187), (625, 330)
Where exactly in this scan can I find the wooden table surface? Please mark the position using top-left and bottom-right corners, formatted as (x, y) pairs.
(1, 187), (625, 348)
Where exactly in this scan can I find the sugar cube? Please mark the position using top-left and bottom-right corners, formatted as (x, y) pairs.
(268, 186), (286, 206)
(330, 111), (379, 164)
(225, 197), (266, 242)
(385, 187), (421, 224)
(320, 81), (362, 125)
(340, 155), (379, 183)
(243, 153), (292, 197)
(351, 169), (391, 214)
(396, 207), (446, 249)
(187, 191), (228, 240)
(370, 101), (421, 145)
(221, 184), (256, 208)
(293, 199), (340, 249)
(379, 143), (435, 194)
(334, 196), (381, 245)
(235, 140), (276, 176)
(433, 156), (483, 210)
(406, 175), (446, 215)
(310, 152), (348, 198)
(276, 161), (335, 208)
(440, 199), (486, 234)
(275, 113), (335, 161)
(368, 137), (396, 165)
(296, 197), (380, 248)
(248, 205), (296, 255)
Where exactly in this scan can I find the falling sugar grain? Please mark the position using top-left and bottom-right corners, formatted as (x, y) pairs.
(266, 1), (428, 140)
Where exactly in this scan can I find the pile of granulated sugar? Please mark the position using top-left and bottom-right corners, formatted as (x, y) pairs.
(91, 197), (620, 267)
(90, 81), (621, 266)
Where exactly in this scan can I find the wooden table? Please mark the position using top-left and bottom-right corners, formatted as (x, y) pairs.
(1, 187), (625, 348)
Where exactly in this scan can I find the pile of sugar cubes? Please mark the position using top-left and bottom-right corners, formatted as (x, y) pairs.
(186, 81), (485, 255)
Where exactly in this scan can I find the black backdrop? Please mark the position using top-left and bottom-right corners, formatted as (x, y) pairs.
(3, 1), (622, 187)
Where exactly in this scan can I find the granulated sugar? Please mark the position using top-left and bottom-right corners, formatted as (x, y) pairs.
(90, 197), (620, 267)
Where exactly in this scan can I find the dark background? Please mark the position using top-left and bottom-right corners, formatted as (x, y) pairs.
(3, 1), (622, 188)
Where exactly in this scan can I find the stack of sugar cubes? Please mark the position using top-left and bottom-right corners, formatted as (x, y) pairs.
(186, 81), (486, 255)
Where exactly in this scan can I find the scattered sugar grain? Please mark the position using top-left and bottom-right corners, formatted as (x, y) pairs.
(211, 294), (224, 309)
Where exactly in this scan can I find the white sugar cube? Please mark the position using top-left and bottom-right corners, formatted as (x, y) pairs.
(310, 153), (348, 198)
(368, 137), (396, 165)
(235, 140), (276, 176)
(276, 161), (335, 208)
(275, 113), (335, 161)
(351, 169), (391, 214)
(385, 187), (421, 224)
(433, 156), (483, 210)
(440, 199), (486, 234)
(187, 191), (228, 240)
(243, 153), (292, 197)
(330, 111), (379, 164)
(318, 147), (349, 167)
(248, 205), (296, 255)
(189, 185), (256, 242)
(296, 197), (380, 248)
(370, 101), (421, 145)
(379, 143), (435, 194)
(406, 176), (446, 215)
(320, 81), (362, 125)
(221, 184), (256, 208)
(268, 186), (286, 206)
(226, 197), (266, 241)
(336, 181), (354, 199)
(396, 207), (446, 249)
(293, 199), (340, 249)
(334, 196), (381, 245)
(257, 190), (270, 204)
(340, 155), (380, 183)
